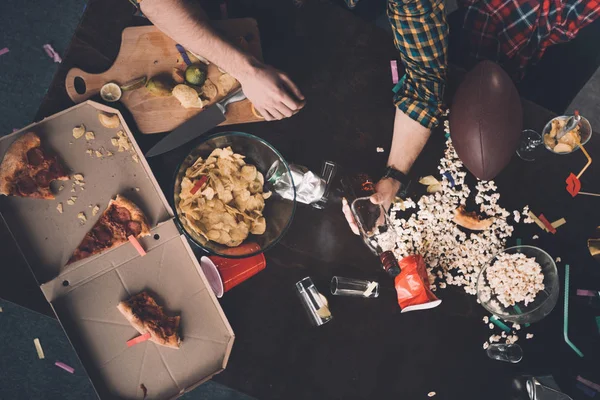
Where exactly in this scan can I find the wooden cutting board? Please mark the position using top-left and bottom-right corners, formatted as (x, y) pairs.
(65, 19), (263, 134)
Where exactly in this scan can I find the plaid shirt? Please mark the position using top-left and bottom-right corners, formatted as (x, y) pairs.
(349, 0), (600, 130)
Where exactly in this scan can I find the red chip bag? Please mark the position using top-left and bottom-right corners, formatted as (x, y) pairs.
(395, 255), (442, 313)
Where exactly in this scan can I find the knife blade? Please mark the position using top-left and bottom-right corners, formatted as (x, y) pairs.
(145, 89), (247, 157)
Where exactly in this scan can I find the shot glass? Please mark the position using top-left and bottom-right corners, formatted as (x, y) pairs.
(296, 277), (332, 326)
(486, 343), (523, 363)
(330, 276), (379, 298)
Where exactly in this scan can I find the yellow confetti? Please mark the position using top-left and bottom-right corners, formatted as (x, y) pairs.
(34, 338), (45, 359)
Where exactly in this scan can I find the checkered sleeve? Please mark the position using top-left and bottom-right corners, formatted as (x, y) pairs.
(388, 0), (448, 129)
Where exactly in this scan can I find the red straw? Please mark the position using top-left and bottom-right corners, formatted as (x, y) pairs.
(538, 214), (556, 234)
(127, 332), (151, 347)
(128, 235), (146, 256)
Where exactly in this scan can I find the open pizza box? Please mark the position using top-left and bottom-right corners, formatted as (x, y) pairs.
(0, 101), (234, 399)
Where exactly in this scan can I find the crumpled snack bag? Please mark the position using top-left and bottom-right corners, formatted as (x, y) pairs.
(395, 255), (442, 313)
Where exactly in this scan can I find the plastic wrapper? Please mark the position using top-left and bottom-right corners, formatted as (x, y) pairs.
(395, 255), (442, 313)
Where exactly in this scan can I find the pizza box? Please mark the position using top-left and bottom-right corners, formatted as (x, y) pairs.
(0, 101), (234, 399)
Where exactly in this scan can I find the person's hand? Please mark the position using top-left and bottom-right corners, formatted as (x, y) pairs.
(341, 177), (401, 235)
(238, 62), (306, 121)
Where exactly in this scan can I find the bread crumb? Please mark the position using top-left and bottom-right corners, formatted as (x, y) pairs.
(56, 203), (63, 213)
(77, 212), (87, 223)
(95, 150), (103, 158)
(92, 205), (100, 216)
(106, 151), (113, 156)
(58, 185), (64, 191)
(72, 173), (84, 181)
(66, 196), (77, 206)
(111, 138), (119, 147)
(86, 149), (93, 156)
(132, 154), (139, 163)
(70, 187), (76, 193)
(85, 131), (95, 141)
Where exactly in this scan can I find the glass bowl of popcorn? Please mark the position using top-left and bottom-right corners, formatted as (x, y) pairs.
(476, 245), (559, 324)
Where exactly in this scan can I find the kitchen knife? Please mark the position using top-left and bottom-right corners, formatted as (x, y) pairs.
(145, 88), (247, 157)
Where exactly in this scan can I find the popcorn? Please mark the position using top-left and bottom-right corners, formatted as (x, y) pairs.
(555, 257), (561, 263)
(513, 210), (521, 223)
(483, 342), (489, 350)
(489, 323), (494, 329)
(513, 323), (521, 331)
(483, 316), (489, 324)
(389, 138), (515, 295)
(506, 335), (519, 344)
(532, 235), (539, 240)
(376, 147), (385, 153)
(526, 333), (534, 339)
(489, 335), (501, 343)
(485, 253), (544, 307)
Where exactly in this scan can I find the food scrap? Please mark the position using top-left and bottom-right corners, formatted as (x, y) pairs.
(85, 131), (95, 141)
(172, 84), (203, 109)
(72, 125), (85, 139)
(178, 147), (268, 247)
(77, 212), (87, 223)
(57, 203), (63, 213)
(95, 150), (103, 158)
(67, 196), (77, 205)
(92, 205), (100, 216)
(98, 112), (120, 128)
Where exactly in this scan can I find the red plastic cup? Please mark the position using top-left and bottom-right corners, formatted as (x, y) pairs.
(208, 243), (266, 293)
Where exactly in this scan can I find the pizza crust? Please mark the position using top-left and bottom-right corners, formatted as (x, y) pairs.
(117, 294), (181, 349)
(0, 132), (40, 196)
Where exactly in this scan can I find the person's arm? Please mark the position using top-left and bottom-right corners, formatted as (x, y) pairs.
(139, 0), (305, 120)
(343, 0), (447, 234)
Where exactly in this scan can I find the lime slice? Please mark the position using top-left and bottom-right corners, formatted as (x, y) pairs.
(100, 83), (122, 102)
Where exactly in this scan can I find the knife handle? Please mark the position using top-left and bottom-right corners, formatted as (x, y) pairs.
(217, 89), (247, 114)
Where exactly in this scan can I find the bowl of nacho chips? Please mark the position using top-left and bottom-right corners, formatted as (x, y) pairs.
(173, 132), (296, 258)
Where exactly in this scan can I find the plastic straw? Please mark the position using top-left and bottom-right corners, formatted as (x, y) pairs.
(564, 265), (584, 357)
(490, 315), (511, 333)
(55, 361), (75, 373)
(33, 338), (45, 359)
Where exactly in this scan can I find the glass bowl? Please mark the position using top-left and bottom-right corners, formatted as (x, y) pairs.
(542, 115), (592, 155)
(476, 246), (559, 324)
(173, 131), (296, 258)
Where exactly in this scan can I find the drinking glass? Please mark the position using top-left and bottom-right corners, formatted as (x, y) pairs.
(516, 129), (543, 161)
(330, 276), (379, 298)
(486, 343), (523, 363)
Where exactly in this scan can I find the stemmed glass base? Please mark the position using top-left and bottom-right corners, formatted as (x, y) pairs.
(516, 129), (543, 161)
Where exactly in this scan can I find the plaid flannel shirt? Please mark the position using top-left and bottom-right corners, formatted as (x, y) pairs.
(387, 0), (448, 130)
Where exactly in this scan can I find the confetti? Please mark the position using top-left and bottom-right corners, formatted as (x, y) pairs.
(55, 361), (75, 373)
(551, 218), (566, 229)
(0, 47), (9, 56)
(363, 281), (378, 297)
(575, 382), (596, 397)
(127, 332), (151, 347)
(576, 289), (597, 297)
(33, 338), (45, 359)
(390, 60), (399, 84)
(577, 376), (600, 392)
(128, 235), (146, 256)
(538, 214), (556, 234)
(528, 211), (547, 232)
(43, 44), (62, 63)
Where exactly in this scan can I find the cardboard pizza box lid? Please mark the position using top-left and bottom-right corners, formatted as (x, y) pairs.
(0, 101), (234, 399)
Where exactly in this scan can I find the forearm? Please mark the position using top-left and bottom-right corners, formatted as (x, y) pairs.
(387, 108), (431, 174)
(140, 0), (257, 81)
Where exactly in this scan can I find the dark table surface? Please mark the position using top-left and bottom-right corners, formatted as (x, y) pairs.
(2, 0), (600, 399)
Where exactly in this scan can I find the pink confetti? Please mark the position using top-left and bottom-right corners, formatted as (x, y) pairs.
(390, 60), (399, 84)
(55, 361), (75, 373)
(576, 289), (597, 297)
(0, 48), (9, 56)
(43, 44), (62, 63)
(577, 376), (600, 392)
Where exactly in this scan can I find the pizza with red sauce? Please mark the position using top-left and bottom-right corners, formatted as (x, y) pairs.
(117, 291), (181, 349)
(68, 195), (151, 264)
(0, 132), (69, 199)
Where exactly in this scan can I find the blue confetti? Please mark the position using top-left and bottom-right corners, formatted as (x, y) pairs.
(442, 171), (455, 187)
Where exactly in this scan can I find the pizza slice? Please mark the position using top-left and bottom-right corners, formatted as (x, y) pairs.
(117, 291), (182, 349)
(67, 195), (151, 264)
(0, 132), (69, 199)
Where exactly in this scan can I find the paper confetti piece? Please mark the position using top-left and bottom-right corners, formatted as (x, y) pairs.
(392, 74), (406, 94)
(577, 289), (597, 297)
(566, 173), (581, 197)
(55, 361), (75, 373)
(33, 338), (45, 359)
(0, 47), (9, 56)
(43, 44), (62, 63)
(528, 211), (547, 232)
(490, 315), (511, 333)
(442, 171), (455, 187)
(175, 44), (192, 66)
(516, 238), (522, 246)
(551, 218), (566, 229)
(576, 382), (597, 397)
(127, 332), (151, 347)
(538, 214), (556, 234)
(128, 235), (146, 257)
(390, 60), (399, 84)
(578, 376), (600, 393)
